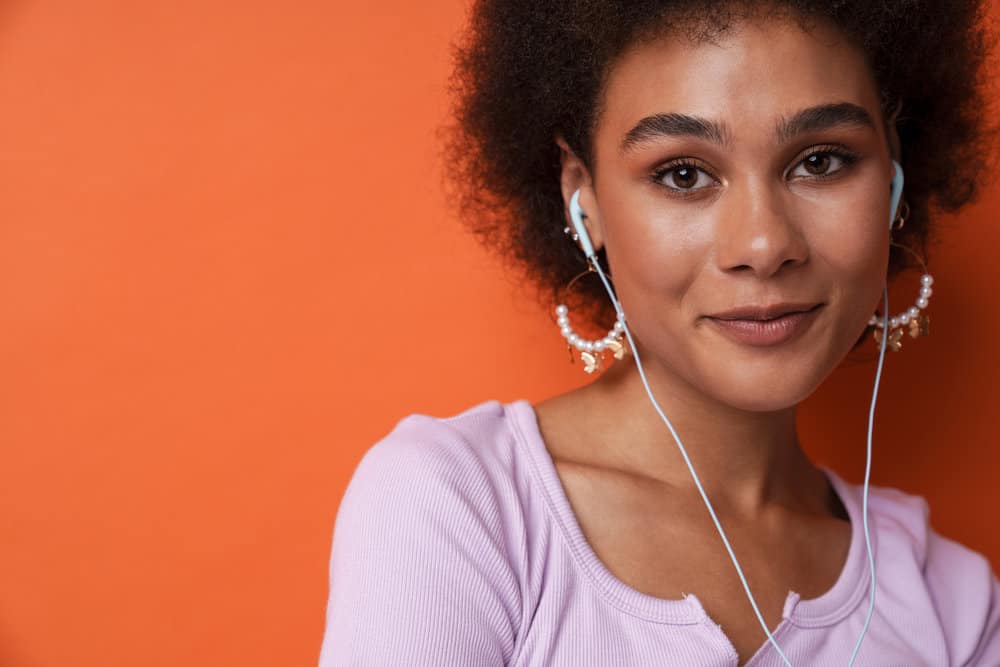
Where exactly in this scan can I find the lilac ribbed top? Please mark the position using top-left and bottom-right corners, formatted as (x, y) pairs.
(319, 399), (1000, 666)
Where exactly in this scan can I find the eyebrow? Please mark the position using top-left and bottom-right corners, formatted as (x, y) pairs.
(619, 102), (876, 155)
(776, 102), (875, 143)
(620, 113), (729, 154)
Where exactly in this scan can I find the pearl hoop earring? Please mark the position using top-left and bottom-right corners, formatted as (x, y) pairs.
(868, 200), (934, 351)
(555, 230), (628, 374)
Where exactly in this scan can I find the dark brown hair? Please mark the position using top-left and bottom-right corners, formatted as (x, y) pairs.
(443, 0), (995, 335)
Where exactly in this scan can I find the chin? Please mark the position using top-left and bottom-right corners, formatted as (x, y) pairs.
(717, 382), (817, 413)
(693, 349), (837, 413)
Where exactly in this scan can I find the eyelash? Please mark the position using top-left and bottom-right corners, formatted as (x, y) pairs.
(651, 146), (860, 195)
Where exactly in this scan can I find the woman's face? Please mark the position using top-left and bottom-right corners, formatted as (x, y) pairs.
(572, 15), (894, 412)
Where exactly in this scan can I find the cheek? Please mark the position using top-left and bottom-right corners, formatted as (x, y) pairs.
(808, 186), (891, 318)
(599, 196), (708, 320)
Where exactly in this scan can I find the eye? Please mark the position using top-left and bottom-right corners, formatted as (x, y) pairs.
(789, 148), (858, 179)
(653, 161), (717, 192)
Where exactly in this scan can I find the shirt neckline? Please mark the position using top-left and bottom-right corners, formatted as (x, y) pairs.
(505, 398), (874, 628)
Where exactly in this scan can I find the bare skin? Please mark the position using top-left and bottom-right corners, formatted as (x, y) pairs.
(535, 13), (897, 665)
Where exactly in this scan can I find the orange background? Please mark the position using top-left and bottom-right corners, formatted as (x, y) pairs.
(0, 1), (997, 665)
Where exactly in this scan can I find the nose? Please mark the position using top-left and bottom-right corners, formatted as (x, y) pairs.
(713, 180), (809, 278)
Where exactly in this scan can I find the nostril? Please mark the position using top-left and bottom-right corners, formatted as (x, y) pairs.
(781, 257), (803, 269)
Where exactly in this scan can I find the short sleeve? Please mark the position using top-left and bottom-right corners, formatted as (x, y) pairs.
(923, 528), (1000, 666)
(318, 416), (522, 666)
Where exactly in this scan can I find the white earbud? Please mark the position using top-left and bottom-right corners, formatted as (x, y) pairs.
(889, 159), (904, 227)
(568, 189), (597, 259)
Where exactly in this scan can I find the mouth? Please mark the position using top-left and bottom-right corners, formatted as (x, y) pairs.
(707, 302), (823, 321)
(704, 303), (825, 347)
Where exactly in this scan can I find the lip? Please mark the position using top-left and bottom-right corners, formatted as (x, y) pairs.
(705, 303), (824, 347)
(707, 302), (822, 321)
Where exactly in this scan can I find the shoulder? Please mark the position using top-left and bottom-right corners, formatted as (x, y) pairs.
(321, 400), (534, 665)
(342, 399), (526, 513)
(868, 481), (997, 618)
(842, 475), (995, 591)
(332, 399), (546, 589)
(833, 473), (1000, 664)
(335, 399), (535, 551)
(831, 472), (988, 575)
(861, 480), (995, 589)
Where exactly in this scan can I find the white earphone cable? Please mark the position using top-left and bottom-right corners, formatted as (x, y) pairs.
(849, 284), (887, 665)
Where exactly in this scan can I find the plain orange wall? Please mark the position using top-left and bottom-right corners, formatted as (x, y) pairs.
(0, 1), (997, 665)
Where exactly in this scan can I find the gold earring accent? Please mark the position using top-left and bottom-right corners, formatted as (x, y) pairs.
(891, 199), (910, 232)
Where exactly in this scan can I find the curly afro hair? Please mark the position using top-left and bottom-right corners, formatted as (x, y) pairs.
(442, 0), (996, 336)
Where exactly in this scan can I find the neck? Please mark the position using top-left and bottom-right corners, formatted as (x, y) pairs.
(579, 353), (822, 517)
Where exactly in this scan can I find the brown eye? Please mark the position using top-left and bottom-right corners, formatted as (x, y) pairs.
(672, 166), (698, 188)
(789, 149), (857, 179)
(803, 153), (831, 175)
(655, 162), (715, 192)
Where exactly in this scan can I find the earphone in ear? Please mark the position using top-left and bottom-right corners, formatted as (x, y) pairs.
(889, 159), (904, 227)
(568, 189), (596, 259)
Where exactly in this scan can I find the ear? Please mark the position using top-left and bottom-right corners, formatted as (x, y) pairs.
(885, 99), (903, 163)
(555, 135), (605, 253)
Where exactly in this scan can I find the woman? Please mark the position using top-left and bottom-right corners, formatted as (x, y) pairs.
(320, 1), (998, 665)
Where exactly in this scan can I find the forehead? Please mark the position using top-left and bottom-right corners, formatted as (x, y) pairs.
(595, 15), (883, 152)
